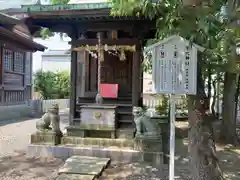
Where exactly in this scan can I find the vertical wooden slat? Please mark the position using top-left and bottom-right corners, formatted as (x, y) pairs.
(23, 52), (26, 86)
(0, 45), (2, 85)
(90, 56), (97, 91)
(0, 46), (4, 104)
(132, 47), (141, 107)
(139, 52), (143, 106)
(76, 51), (85, 97)
(70, 27), (78, 125)
(85, 52), (90, 92)
(23, 52), (26, 102)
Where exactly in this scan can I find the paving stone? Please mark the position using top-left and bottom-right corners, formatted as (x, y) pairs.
(66, 156), (110, 165)
(59, 162), (105, 175)
(57, 174), (95, 180)
(59, 156), (110, 175)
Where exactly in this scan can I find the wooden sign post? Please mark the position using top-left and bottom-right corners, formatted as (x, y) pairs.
(145, 35), (204, 180)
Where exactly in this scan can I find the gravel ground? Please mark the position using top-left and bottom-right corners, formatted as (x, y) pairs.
(99, 162), (190, 180)
(0, 153), (63, 180)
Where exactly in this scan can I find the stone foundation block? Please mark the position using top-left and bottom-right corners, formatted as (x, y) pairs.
(134, 136), (162, 152)
(27, 144), (163, 165)
(31, 131), (62, 145)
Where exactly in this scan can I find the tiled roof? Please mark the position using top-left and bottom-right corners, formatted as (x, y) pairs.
(0, 12), (21, 24)
(0, 27), (46, 51)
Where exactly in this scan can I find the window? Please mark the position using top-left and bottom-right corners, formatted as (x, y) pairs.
(14, 52), (24, 73)
(3, 49), (24, 73)
(3, 49), (13, 71)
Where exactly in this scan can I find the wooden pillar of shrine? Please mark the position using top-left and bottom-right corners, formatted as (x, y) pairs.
(132, 46), (141, 106)
(69, 27), (78, 125)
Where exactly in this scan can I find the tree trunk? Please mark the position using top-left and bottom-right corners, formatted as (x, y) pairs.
(207, 67), (212, 100)
(211, 79), (217, 116)
(234, 75), (240, 121)
(188, 66), (224, 180)
(220, 72), (238, 145)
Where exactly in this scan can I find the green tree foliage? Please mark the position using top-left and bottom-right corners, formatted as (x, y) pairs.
(39, 0), (70, 39)
(111, 0), (240, 73)
(155, 94), (169, 116)
(55, 71), (71, 98)
(40, 27), (54, 40)
(34, 71), (70, 99)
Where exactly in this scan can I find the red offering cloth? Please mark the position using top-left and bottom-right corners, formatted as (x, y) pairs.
(100, 84), (118, 98)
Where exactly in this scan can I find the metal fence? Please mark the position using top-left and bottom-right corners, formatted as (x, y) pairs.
(30, 94), (186, 113)
(142, 94), (185, 108)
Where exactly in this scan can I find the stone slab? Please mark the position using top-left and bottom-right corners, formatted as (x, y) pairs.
(59, 162), (105, 175)
(59, 156), (109, 175)
(57, 174), (95, 180)
(66, 156), (110, 165)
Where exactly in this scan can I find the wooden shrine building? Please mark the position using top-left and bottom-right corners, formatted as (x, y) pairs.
(19, 2), (155, 134)
(0, 13), (45, 106)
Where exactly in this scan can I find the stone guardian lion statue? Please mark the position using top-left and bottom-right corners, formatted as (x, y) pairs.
(36, 104), (62, 136)
(133, 106), (161, 138)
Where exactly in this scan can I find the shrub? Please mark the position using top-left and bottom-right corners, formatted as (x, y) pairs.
(34, 70), (70, 99)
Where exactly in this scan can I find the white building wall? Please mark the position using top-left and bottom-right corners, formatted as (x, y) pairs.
(143, 73), (153, 93)
(42, 56), (71, 72)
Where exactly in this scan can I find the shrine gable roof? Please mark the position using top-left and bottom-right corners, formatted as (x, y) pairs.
(20, 3), (146, 21)
(21, 3), (111, 19)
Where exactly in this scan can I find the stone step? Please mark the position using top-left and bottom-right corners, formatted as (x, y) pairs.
(116, 128), (135, 139)
(57, 156), (110, 180)
(27, 144), (163, 165)
(61, 136), (135, 149)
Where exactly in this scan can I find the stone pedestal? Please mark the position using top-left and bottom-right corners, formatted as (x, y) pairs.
(67, 105), (117, 138)
(134, 136), (163, 165)
(134, 136), (162, 152)
(151, 116), (170, 164)
(31, 131), (62, 145)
